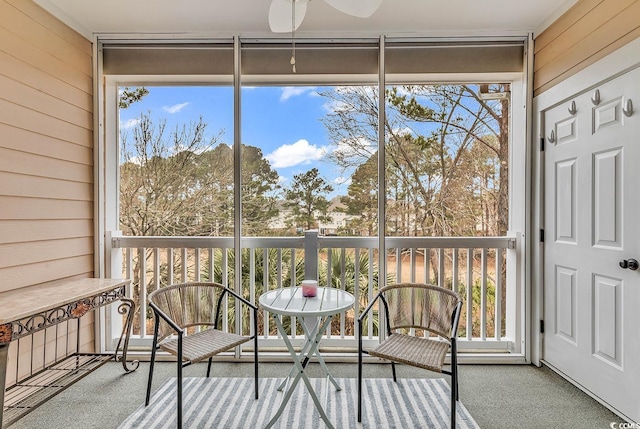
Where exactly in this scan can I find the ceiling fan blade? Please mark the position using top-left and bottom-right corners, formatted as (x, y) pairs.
(324, 0), (383, 18)
(268, 0), (309, 33)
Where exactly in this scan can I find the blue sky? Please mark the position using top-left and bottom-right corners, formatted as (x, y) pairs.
(119, 85), (353, 197)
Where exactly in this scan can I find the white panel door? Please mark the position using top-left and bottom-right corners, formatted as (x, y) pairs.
(543, 67), (640, 422)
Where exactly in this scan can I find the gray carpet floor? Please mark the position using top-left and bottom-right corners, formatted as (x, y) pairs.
(7, 361), (622, 429)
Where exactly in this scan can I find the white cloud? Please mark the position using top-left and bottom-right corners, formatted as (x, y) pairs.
(332, 136), (375, 158)
(322, 86), (378, 113)
(266, 139), (326, 168)
(163, 102), (189, 114)
(322, 99), (347, 114)
(121, 118), (140, 129)
(280, 87), (317, 102)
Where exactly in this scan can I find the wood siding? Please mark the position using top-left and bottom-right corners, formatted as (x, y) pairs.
(0, 0), (94, 385)
(0, 0), (94, 293)
(534, 0), (640, 96)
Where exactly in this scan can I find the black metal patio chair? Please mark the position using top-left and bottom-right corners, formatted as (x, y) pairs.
(358, 282), (462, 428)
(145, 282), (259, 428)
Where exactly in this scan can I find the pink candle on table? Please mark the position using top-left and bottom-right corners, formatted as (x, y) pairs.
(301, 280), (318, 297)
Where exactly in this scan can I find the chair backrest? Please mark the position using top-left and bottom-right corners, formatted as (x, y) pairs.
(148, 282), (227, 341)
(380, 283), (462, 340)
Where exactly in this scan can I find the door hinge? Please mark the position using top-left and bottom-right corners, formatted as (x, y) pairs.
(540, 136), (545, 152)
(540, 320), (545, 334)
(540, 228), (545, 242)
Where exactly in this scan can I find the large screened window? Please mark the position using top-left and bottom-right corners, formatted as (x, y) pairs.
(114, 82), (510, 239)
(101, 37), (526, 351)
(104, 38), (523, 241)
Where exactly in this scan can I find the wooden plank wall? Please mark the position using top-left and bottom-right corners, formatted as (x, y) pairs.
(534, 0), (640, 96)
(0, 0), (95, 385)
(0, 0), (94, 292)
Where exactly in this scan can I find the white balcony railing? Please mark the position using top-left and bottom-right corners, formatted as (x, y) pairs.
(107, 232), (519, 360)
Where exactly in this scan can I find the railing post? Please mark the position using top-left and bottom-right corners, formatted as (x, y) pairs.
(106, 230), (123, 280)
(304, 230), (319, 281)
(506, 231), (522, 354)
(104, 230), (124, 353)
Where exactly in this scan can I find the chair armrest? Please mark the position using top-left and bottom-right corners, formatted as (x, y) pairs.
(149, 301), (184, 334)
(357, 292), (381, 323)
(225, 288), (258, 311)
(221, 287), (258, 339)
(449, 301), (463, 339)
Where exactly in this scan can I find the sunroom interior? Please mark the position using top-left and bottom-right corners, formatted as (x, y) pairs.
(1, 0), (640, 427)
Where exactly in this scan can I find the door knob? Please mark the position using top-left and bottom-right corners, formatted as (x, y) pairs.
(619, 258), (639, 270)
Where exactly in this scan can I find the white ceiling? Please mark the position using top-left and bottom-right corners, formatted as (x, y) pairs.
(34, 0), (577, 40)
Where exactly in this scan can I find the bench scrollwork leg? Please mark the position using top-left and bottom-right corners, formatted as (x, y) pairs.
(114, 298), (139, 373)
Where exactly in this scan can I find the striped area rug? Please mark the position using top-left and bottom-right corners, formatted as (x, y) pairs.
(119, 377), (480, 428)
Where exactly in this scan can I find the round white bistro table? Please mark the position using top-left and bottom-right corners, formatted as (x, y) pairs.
(259, 286), (355, 429)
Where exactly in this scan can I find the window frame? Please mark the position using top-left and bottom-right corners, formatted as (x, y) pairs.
(96, 37), (529, 358)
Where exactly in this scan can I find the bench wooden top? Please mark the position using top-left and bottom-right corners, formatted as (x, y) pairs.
(0, 278), (130, 324)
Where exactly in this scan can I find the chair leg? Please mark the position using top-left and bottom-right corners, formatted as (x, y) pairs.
(177, 334), (183, 429)
(450, 339), (458, 428)
(357, 321), (363, 423)
(206, 357), (213, 377)
(254, 333), (259, 400)
(450, 369), (457, 428)
(145, 318), (160, 406)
